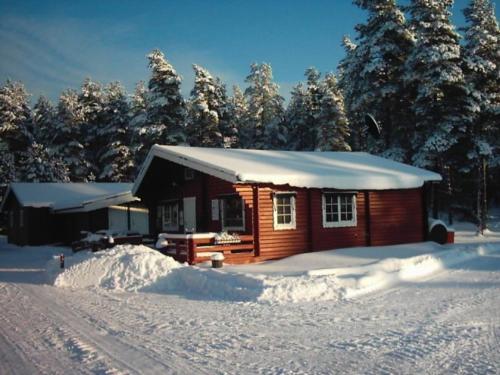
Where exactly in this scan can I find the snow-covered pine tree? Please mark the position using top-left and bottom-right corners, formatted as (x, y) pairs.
(403, 0), (474, 172)
(461, 0), (500, 228)
(32, 95), (57, 147)
(285, 83), (309, 151)
(0, 80), (33, 183)
(186, 65), (226, 147)
(341, 0), (414, 159)
(338, 36), (365, 151)
(0, 80), (32, 155)
(225, 85), (247, 148)
(287, 68), (323, 151)
(244, 63), (286, 149)
(316, 73), (351, 151)
(98, 82), (135, 182)
(18, 142), (70, 182)
(137, 49), (186, 163)
(53, 89), (93, 181)
(79, 78), (106, 178)
(0, 142), (16, 189)
(129, 81), (150, 173)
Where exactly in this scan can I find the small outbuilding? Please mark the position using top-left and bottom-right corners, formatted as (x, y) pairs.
(133, 145), (442, 264)
(1, 183), (148, 246)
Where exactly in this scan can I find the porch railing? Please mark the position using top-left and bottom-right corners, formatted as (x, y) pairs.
(159, 233), (254, 264)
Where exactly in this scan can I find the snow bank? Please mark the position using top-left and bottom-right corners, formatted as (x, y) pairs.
(49, 245), (183, 291)
(49, 242), (500, 304)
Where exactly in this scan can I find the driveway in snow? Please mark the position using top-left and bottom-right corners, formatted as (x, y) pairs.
(0, 227), (499, 374)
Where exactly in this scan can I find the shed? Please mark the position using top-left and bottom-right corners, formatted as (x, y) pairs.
(1, 183), (148, 246)
(133, 145), (442, 264)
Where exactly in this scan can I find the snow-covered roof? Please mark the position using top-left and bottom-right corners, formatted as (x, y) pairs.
(133, 145), (441, 193)
(1, 183), (138, 213)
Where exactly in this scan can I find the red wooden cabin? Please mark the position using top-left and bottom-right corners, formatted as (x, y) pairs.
(133, 145), (442, 264)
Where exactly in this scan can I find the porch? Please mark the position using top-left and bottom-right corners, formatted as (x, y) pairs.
(158, 233), (256, 264)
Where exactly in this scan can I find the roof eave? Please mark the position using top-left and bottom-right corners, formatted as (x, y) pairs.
(132, 145), (240, 196)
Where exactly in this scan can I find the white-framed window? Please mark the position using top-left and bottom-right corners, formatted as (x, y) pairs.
(19, 209), (25, 228)
(184, 168), (195, 181)
(322, 192), (357, 228)
(161, 201), (179, 231)
(220, 195), (245, 231)
(273, 192), (296, 230)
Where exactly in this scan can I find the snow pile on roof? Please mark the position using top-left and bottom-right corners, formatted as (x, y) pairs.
(135, 145), (442, 192)
(49, 241), (500, 304)
(50, 245), (183, 291)
(2, 182), (136, 212)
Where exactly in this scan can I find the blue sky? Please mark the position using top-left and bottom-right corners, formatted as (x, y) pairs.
(0, 0), (497, 103)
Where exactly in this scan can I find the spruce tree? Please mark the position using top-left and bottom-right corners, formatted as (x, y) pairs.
(186, 65), (226, 147)
(139, 49), (186, 162)
(244, 63), (285, 149)
(316, 73), (351, 152)
(98, 82), (135, 182)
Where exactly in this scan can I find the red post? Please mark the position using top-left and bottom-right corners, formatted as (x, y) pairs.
(187, 238), (195, 265)
(252, 185), (260, 257)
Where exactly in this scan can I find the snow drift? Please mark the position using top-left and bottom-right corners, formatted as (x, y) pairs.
(49, 245), (183, 291)
(48, 242), (500, 304)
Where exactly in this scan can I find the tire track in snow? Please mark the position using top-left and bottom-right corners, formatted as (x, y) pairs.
(0, 282), (101, 375)
(20, 283), (210, 375)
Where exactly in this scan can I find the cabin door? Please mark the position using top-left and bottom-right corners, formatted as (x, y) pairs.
(183, 197), (197, 233)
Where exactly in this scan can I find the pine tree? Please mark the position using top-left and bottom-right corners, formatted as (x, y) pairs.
(0, 142), (16, 188)
(186, 65), (226, 147)
(0, 80), (32, 155)
(225, 85), (247, 148)
(316, 73), (351, 151)
(244, 63), (285, 149)
(98, 82), (135, 182)
(32, 95), (57, 147)
(129, 81), (150, 171)
(287, 68), (323, 151)
(18, 142), (70, 182)
(79, 78), (106, 178)
(0, 80), (33, 183)
(338, 36), (365, 151)
(461, 0), (500, 228)
(53, 89), (92, 181)
(285, 83), (309, 151)
(139, 49), (186, 162)
(340, 0), (414, 158)
(404, 0), (474, 171)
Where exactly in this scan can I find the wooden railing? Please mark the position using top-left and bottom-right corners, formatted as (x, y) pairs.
(159, 233), (254, 264)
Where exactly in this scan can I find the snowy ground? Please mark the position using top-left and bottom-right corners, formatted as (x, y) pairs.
(1, 224), (500, 374)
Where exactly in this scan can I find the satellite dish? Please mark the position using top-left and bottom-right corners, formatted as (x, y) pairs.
(365, 113), (381, 139)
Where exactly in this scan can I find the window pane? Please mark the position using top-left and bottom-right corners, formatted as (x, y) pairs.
(223, 196), (243, 228)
